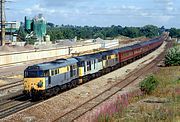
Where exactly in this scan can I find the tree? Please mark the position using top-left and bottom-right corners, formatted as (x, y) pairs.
(47, 22), (55, 28)
(169, 28), (180, 38)
(93, 32), (105, 39)
(140, 25), (159, 38)
(45, 24), (173, 42)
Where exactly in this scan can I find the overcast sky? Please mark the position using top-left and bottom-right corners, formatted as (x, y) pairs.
(6, 0), (180, 28)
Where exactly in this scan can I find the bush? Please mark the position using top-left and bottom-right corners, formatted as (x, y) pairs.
(139, 75), (159, 94)
(165, 46), (180, 66)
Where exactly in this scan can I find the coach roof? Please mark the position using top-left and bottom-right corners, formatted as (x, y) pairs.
(100, 49), (119, 56)
(118, 46), (132, 52)
(75, 53), (102, 61)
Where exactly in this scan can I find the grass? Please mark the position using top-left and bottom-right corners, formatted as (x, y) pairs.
(98, 66), (180, 122)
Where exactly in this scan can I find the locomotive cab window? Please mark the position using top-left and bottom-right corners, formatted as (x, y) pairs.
(24, 70), (48, 78)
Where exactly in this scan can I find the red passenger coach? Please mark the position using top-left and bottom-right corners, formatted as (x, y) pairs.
(118, 46), (134, 63)
(131, 44), (142, 59)
(139, 41), (151, 55)
(117, 36), (166, 66)
(148, 38), (160, 50)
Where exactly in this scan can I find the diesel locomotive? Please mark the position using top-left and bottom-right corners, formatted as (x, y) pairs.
(23, 33), (168, 99)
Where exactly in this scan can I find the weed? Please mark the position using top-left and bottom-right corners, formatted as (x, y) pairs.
(165, 46), (180, 66)
(139, 75), (159, 94)
(98, 66), (180, 122)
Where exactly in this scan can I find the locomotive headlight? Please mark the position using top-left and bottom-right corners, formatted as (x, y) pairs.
(37, 80), (43, 88)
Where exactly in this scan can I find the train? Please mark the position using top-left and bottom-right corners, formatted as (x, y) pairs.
(23, 33), (168, 99)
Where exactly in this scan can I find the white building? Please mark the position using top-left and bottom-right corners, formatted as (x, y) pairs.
(0, 21), (20, 41)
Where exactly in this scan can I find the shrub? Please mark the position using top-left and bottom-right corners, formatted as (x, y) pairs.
(139, 75), (159, 94)
(165, 46), (180, 66)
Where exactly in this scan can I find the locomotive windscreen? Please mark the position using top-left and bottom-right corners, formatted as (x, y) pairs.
(24, 70), (49, 78)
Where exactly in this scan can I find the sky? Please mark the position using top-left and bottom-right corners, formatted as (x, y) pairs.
(6, 0), (180, 28)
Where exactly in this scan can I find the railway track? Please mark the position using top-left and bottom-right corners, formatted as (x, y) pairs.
(0, 80), (37, 119)
(0, 94), (40, 119)
(0, 42), (171, 120)
(0, 80), (23, 91)
(53, 42), (172, 122)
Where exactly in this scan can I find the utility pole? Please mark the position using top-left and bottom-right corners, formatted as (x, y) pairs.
(0, 0), (5, 46)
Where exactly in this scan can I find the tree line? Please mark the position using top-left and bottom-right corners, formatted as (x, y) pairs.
(47, 24), (162, 42)
(18, 22), (180, 43)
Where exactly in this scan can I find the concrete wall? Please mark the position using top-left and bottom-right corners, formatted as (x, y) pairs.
(0, 47), (69, 66)
(11, 42), (26, 46)
(103, 40), (119, 49)
(70, 43), (102, 54)
(0, 43), (102, 66)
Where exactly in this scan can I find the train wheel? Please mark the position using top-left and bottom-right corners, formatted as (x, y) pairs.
(72, 80), (77, 87)
(60, 84), (67, 91)
(31, 95), (39, 101)
(54, 86), (60, 95)
(68, 83), (73, 89)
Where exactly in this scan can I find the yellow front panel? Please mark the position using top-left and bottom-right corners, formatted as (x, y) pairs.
(24, 78), (46, 91)
(79, 67), (84, 77)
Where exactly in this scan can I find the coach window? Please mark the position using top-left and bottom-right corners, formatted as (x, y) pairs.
(94, 59), (96, 69)
(81, 61), (85, 67)
(73, 65), (77, 76)
(70, 65), (73, 77)
(55, 69), (58, 75)
(51, 70), (55, 76)
(87, 61), (89, 71)
(70, 65), (76, 77)
(87, 61), (91, 71)
(84, 62), (86, 72)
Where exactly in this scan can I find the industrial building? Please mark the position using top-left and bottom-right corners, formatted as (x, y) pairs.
(0, 21), (20, 42)
(25, 14), (47, 42)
